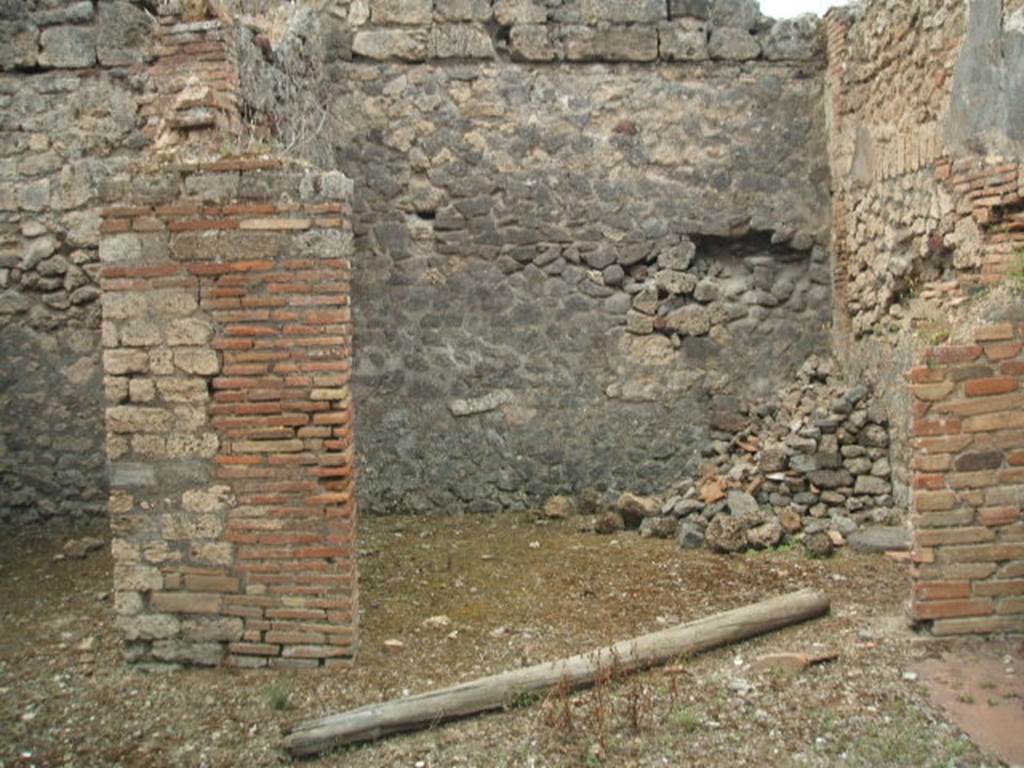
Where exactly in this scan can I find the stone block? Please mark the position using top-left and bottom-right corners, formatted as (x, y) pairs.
(190, 542), (234, 566)
(494, 0), (546, 25)
(160, 514), (223, 544)
(709, 0), (760, 30)
(118, 614), (180, 641)
(18, 178), (50, 211)
(660, 305), (711, 336)
(166, 318), (214, 346)
(34, 2), (94, 25)
(655, 269), (698, 296)
(430, 23), (494, 58)
(434, 0), (491, 22)
(510, 24), (558, 61)
(166, 433), (219, 458)
(97, 1), (152, 66)
(151, 592), (223, 614)
(110, 461), (157, 489)
(103, 349), (149, 375)
(156, 377), (208, 402)
(120, 320), (163, 347)
(174, 348), (220, 375)
(128, 379), (156, 403)
(669, 0), (709, 19)
(104, 289), (198, 320)
(114, 590), (144, 615)
(182, 485), (233, 514)
(38, 25), (96, 68)
(352, 29), (429, 60)
(371, 0), (432, 24)
(107, 405), (173, 433)
(708, 27), (761, 60)
(113, 562), (163, 591)
(564, 24), (659, 62)
(0, 22), (39, 69)
(580, 0), (666, 24)
(181, 617), (244, 642)
(760, 15), (822, 61)
(151, 639), (224, 666)
(659, 23), (709, 61)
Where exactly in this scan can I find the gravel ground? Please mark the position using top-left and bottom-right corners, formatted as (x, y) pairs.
(0, 513), (1007, 767)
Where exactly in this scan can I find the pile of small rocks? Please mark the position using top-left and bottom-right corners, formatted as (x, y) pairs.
(544, 356), (908, 556)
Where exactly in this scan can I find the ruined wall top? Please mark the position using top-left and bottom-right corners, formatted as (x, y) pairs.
(305, 0), (826, 64)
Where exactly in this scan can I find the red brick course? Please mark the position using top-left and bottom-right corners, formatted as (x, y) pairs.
(909, 322), (1024, 634)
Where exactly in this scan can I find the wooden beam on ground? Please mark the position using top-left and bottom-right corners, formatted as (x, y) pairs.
(283, 588), (830, 757)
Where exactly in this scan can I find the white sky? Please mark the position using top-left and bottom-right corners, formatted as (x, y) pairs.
(759, 0), (849, 17)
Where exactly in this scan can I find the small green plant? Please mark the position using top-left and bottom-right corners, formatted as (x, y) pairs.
(917, 320), (952, 346)
(979, 680), (997, 690)
(264, 683), (291, 711)
(506, 690), (542, 710)
(1009, 249), (1024, 293)
(670, 705), (701, 733)
(821, 701), (970, 767)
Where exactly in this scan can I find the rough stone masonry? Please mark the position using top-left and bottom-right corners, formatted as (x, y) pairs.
(0, 0), (1021, 651)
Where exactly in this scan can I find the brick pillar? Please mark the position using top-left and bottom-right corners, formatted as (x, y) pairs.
(101, 159), (358, 668)
(142, 10), (244, 150)
(908, 322), (1024, 635)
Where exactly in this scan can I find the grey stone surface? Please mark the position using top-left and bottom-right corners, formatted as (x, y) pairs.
(640, 515), (678, 539)
(705, 513), (747, 553)
(670, 0), (710, 20)
(431, 23), (494, 59)
(726, 490), (758, 517)
(564, 24), (659, 61)
(0, 29), (144, 525)
(946, 0), (1024, 155)
(677, 521), (705, 549)
(709, 0), (761, 31)
(0, 22), (39, 69)
(97, 2), (153, 66)
(323, 58), (830, 515)
(581, 0), (666, 24)
(0, 327), (106, 523)
(708, 28), (761, 60)
(38, 25), (96, 68)
(746, 519), (782, 549)
(761, 15), (822, 61)
(372, 0), (432, 24)
(353, 29), (429, 60)
(658, 23), (709, 61)
(847, 525), (910, 553)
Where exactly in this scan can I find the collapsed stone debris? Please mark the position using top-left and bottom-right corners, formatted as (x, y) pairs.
(559, 355), (908, 555)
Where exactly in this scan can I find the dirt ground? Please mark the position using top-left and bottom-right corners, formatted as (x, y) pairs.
(0, 513), (1014, 767)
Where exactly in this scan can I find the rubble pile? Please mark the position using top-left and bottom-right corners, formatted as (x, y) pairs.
(562, 356), (905, 555)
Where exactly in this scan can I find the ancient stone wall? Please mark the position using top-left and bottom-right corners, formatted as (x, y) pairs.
(827, 0), (1024, 635)
(284, 0), (834, 514)
(908, 321), (1024, 635)
(825, 0), (1024, 510)
(102, 159), (358, 667)
(0, 1), (154, 525)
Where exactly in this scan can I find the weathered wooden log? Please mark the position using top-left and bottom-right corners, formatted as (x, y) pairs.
(283, 588), (830, 757)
